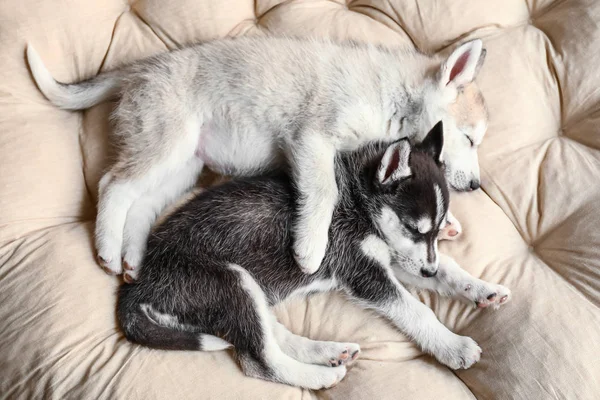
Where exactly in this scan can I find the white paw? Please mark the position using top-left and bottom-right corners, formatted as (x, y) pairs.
(436, 335), (481, 370)
(293, 232), (328, 275)
(438, 213), (462, 241)
(462, 281), (511, 310)
(318, 365), (347, 389)
(96, 242), (123, 275)
(122, 245), (144, 275)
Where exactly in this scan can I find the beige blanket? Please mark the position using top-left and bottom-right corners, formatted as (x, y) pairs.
(1, 0), (599, 398)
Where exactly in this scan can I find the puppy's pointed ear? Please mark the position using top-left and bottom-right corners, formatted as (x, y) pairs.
(474, 48), (486, 77)
(377, 140), (412, 185)
(439, 39), (485, 88)
(420, 121), (444, 164)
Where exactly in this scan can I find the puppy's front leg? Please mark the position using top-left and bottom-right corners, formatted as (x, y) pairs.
(395, 254), (511, 309)
(289, 132), (338, 275)
(346, 265), (481, 370)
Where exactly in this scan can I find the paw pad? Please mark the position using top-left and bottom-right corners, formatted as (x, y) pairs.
(97, 254), (111, 267)
(329, 359), (344, 367)
(123, 272), (137, 284)
(328, 346), (360, 367)
(475, 290), (509, 309)
(100, 265), (117, 276)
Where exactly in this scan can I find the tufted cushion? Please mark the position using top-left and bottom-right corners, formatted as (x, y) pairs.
(1, 0), (599, 398)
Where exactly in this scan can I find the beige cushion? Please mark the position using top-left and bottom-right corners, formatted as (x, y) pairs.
(1, 0), (599, 398)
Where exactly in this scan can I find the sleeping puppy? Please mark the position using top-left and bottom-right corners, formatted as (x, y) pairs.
(26, 36), (488, 278)
(117, 122), (509, 389)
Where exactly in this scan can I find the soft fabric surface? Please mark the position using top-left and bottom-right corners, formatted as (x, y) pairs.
(1, 0), (599, 399)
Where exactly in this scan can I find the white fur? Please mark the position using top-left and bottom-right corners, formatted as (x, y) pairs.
(452, 115), (485, 192)
(439, 117), (483, 190)
(201, 335), (233, 351)
(434, 184), (446, 228)
(472, 120), (487, 146)
(416, 217), (432, 234)
(360, 235), (392, 267)
(95, 173), (139, 274)
(229, 264), (347, 389)
(27, 46), (120, 109)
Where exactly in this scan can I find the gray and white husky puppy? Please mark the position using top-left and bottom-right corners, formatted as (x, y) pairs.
(26, 36), (488, 278)
(117, 122), (510, 390)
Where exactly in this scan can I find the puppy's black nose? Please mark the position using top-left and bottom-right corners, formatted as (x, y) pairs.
(420, 268), (438, 278)
(469, 180), (480, 191)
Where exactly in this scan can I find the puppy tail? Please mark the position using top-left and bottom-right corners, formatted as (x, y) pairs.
(26, 44), (124, 110)
(117, 284), (232, 352)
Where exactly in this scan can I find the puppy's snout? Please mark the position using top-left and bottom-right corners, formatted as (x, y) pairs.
(420, 268), (438, 278)
(469, 180), (480, 191)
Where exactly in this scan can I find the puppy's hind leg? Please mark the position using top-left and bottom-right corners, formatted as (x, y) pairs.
(98, 165), (189, 275)
(95, 108), (203, 276)
(228, 265), (347, 389)
(122, 158), (204, 281)
(95, 171), (145, 275)
(271, 319), (361, 367)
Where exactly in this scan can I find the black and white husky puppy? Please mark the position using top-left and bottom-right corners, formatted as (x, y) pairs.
(117, 122), (510, 390)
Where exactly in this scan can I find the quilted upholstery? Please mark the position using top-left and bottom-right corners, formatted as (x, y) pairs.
(1, 0), (599, 399)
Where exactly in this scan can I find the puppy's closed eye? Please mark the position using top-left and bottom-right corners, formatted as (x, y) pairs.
(404, 224), (421, 236)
